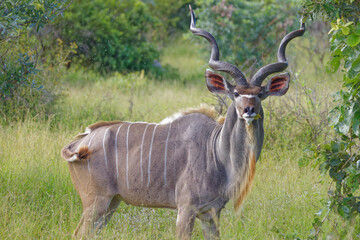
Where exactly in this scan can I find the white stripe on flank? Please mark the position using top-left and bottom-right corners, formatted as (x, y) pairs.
(75, 135), (87, 152)
(88, 132), (97, 147)
(103, 127), (112, 170)
(87, 132), (97, 175)
(126, 123), (133, 189)
(140, 124), (150, 185)
(115, 124), (123, 180)
(147, 124), (158, 187)
(163, 123), (172, 185)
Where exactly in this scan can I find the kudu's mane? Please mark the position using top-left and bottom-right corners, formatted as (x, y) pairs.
(87, 121), (124, 132)
(162, 104), (225, 124)
(77, 105), (223, 138)
(72, 121), (123, 140)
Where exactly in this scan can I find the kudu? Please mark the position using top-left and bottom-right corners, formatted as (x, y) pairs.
(61, 6), (305, 239)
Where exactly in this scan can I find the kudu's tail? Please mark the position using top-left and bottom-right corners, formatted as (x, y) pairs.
(61, 145), (92, 162)
(61, 133), (92, 162)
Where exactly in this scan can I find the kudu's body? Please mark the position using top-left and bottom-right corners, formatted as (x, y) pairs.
(61, 6), (305, 239)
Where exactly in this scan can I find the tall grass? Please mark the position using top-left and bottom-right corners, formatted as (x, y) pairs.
(0, 114), (331, 239)
(1, 37), (356, 239)
(0, 119), (79, 239)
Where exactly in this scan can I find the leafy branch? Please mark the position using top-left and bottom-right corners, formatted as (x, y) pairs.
(300, 0), (360, 238)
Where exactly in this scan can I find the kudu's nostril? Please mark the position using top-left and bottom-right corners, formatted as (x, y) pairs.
(244, 107), (255, 115)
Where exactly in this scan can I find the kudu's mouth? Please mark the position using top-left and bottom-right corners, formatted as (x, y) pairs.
(235, 107), (258, 125)
(242, 113), (257, 125)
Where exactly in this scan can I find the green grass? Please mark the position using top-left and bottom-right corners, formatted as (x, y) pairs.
(160, 37), (207, 81)
(0, 38), (358, 239)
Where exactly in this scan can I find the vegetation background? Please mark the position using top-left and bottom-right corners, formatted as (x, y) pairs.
(1, 0), (359, 239)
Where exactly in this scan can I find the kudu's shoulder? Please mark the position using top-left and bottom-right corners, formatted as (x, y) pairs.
(160, 104), (224, 125)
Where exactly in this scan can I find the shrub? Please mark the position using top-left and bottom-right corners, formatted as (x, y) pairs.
(0, 0), (71, 123)
(52, 0), (160, 74)
(147, 0), (190, 42)
(300, 0), (360, 238)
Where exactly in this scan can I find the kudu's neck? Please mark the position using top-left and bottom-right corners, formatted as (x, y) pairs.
(216, 103), (264, 163)
(215, 103), (264, 204)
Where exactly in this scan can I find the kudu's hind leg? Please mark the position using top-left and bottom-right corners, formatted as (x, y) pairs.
(73, 195), (121, 239)
(176, 207), (197, 240)
(102, 195), (122, 226)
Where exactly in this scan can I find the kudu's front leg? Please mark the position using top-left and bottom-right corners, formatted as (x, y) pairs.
(176, 207), (197, 240)
(198, 208), (221, 240)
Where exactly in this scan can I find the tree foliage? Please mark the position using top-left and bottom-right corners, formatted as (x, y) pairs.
(300, 0), (360, 237)
(51, 0), (160, 74)
(192, 0), (300, 72)
(1, 0), (69, 98)
(147, 0), (190, 42)
(0, 0), (71, 122)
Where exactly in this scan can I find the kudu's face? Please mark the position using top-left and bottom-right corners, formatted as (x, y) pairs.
(233, 85), (263, 125)
(205, 69), (290, 125)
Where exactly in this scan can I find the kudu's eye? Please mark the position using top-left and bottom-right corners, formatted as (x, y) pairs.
(234, 92), (239, 97)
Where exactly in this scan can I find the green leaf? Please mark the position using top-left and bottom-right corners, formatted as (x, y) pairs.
(341, 27), (350, 35)
(352, 110), (360, 136)
(330, 159), (342, 167)
(355, 27), (360, 35)
(343, 205), (350, 214)
(344, 22), (354, 27)
(338, 119), (351, 134)
(331, 171), (345, 181)
(331, 141), (341, 152)
(327, 56), (341, 73)
(348, 58), (360, 78)
(347, 34), (360, 47)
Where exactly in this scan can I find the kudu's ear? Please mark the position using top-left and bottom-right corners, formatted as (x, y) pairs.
(266, 73), (290, 96)
(205, 69), (233, 94)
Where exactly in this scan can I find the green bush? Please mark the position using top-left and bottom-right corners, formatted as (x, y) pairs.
(52, 0), (160, 74)
(0, 0), (71, 123)
(300, 0), (360, 238)
(148, 0), (190, 42)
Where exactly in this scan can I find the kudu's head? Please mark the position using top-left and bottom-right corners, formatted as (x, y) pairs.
(189, 5), (305, 125)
